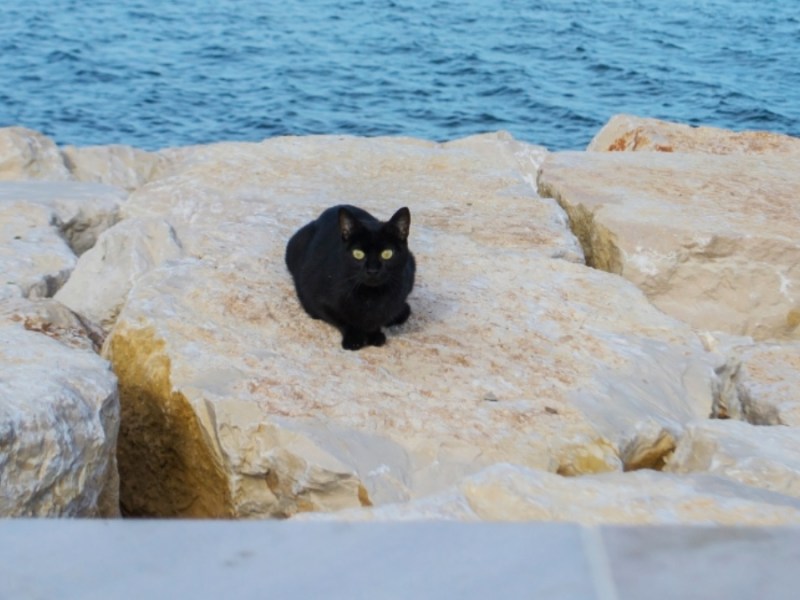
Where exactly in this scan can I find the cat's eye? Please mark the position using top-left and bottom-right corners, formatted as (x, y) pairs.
(381, 249), (394, 260)
(352, 249), (365, 260)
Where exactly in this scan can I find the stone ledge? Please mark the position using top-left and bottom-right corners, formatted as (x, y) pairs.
(1, 520), (798, 600)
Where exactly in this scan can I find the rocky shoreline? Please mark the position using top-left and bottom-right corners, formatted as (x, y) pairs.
(2, 116), (799, 522)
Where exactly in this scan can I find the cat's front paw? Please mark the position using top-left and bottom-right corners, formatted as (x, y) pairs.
(341, 329), (386, 350)
(342, 329), (367, 351)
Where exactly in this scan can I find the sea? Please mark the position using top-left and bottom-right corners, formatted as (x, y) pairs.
(1, 0), (798, 151)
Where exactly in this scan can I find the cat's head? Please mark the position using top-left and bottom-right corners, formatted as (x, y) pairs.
(339, 207), (411, 287)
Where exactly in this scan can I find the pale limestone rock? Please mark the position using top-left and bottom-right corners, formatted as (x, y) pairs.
(588, 114), (800, 155)
(667, 420), (800, 499)
(0, 298), (119, 517)
(62, 144), (181, 192)
(0, 182), (126, 298)
(730, 343), (800, 425)
(123, 132), (583, 263)
(55, 218), (183, 330)
(105, 133), (719, 518)
(298, 463), (800, 525)
(711, 339), (800, 426)
(0, 284), (23, 302)
(537, 151), (800, 340)
(0, 127), (72, 181)
(0, 181), (126, 255)
(0, 200), (76, 298)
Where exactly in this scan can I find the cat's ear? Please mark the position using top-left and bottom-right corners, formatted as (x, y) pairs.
(339, 207), (360, 241)
(388, 207), (411, 241)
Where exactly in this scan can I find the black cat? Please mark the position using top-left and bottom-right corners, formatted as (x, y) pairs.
(285, 205), (416, 350)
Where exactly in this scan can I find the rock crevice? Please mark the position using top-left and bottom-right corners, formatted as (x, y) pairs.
(107, 327), (232, 518)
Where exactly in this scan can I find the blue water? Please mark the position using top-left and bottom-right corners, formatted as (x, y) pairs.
(1, 0), (798, 151)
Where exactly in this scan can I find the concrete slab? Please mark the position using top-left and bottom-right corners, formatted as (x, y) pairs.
(3, 520), (799, 599)
(603, 526), (800, 600)
(0, 521), (596, 600)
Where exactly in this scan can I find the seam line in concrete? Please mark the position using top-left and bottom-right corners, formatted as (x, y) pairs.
(582, 526), (620, 600)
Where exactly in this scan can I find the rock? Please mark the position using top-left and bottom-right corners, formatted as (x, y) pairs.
(298, 463), (800, 525)
(62, 144), (181, 192)
(55, 218), (184, 331)
(0, 298), (119, 517)
(588, 114), (800, 155)
(537, 150), (800, 340)
(0, 182), (126, 298)
(105, 133), (720, 518)
(0, 198), (76, 298)
(712, 340), (800, 426)
(0, 181), (126, 255)
(667, 420), (800, 499)
(732, 343), (800, 425)
(0, 127), (72, 181)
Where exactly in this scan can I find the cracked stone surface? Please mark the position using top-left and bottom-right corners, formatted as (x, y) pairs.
(298, 463), (800, 525)
(538, 150), (800, 340)
(104, 133), (721, 518)
(0, 181), (125, 299)
(666, 419), (800, 499)
(588, 114), (800, 155)
(0, 298), (119, 517)
(4, 122), (800, 524)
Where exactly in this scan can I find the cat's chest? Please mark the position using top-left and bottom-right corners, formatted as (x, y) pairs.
(346, 286), (394, 311)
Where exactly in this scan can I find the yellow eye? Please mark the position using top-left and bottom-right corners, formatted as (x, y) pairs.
(381, 249), (393, 260)
(352, 249), (365, 260)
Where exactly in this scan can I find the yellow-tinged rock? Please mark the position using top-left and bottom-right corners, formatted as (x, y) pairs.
(104, 133), (720, 518)
(716, 341), (800, 426)
(298, 463), (800, 525)
(538, 150), (800, 340)
(667, 420), (800, 499)
(588, 114), (800, 155)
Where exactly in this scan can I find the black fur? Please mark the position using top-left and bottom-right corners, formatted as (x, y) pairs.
(285, 205), (416, 350)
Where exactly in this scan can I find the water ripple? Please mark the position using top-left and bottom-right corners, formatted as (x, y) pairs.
(0, 0), (798, 150)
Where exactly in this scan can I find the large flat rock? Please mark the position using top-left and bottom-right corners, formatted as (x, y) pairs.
(0, 299), (119, 516)
(537, 150), (800, 340)
(104, 133), (722, 518)
(588, 114), (800, 155)
(300, 463), (800, 525)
